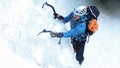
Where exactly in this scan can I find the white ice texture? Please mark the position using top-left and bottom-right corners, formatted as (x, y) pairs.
(0, 0), (120, 68)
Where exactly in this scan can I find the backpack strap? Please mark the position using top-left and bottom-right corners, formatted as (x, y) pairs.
(86, 33), (90, 43)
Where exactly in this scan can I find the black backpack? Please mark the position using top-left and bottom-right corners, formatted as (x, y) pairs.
(85, 6), (100, 36)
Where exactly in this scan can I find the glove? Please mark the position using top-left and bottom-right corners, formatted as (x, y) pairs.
(53, 13), (64, 20)
(50, 32), (63, 38)
(53, 13), (59, 19)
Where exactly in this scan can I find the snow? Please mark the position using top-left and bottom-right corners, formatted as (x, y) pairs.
(0, 0), (120, 68)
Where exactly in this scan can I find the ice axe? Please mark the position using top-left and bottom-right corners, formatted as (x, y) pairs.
(37, 29), (52, 36)
(37, 29), (62, 44)
(42, 2), (58, 19)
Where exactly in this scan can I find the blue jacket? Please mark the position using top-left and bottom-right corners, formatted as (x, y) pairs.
(62, 12), (86, 39)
